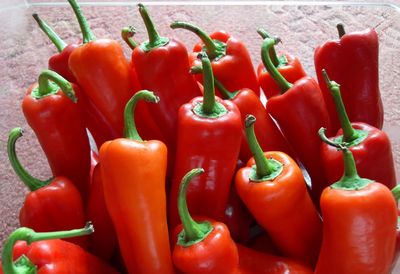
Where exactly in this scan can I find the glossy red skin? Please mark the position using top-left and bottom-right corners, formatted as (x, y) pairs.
(0, 239), (120, 274)
(22, 83), (91, 200)
(173, 221), (239, 274)
(315, 183), (397, 274)
(69, 39), (141, 138)
(86, 163), (117, 261)
(132, 38), (201, 174)
(19, 177), (88, 249)
(231, 88), (295, 163)
(48, 44), (78, 83)
(237, 244), (314, 274)
(169, 96), (242, 229)
(266, 76), (332, 204)
(236, 152), (322, 266)
(190, 31), (260, 97)
(320, 122), (396, 190)
(314, 28), (383, 132)
(257, 52), (307, 99)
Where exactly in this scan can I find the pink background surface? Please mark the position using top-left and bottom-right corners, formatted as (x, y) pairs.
(1, 0), (400, 272)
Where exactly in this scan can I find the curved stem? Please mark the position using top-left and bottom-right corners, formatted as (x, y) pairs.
(7, 128), (51, 191)
(260, 38), (292, 94)
(121, 26), (138, 50)
(138, 3), (169, 51)
(2, 222), (93, 274)
(36, 70), (76, 102)
(337, 23), (346, 38)
(170, 21), (225, 60)
(199, 52), (216, 114)
(392, 185), (400, 201)
(32, 13), (66, 52)
(322, 69), (357, 142)
(124, 90), (160, 141)
(177, 168), (213, 247)
(68, 0), (96, 43)
(257, 28), (280, 67)
(318, 127), (344, 149)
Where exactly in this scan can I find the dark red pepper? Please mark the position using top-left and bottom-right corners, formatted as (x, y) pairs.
(169, 53), (242, 230)
(21, 70), (91, 200)
(7, 128), (88, 249)
(171, 21), (260, 97)
(314, 24), (383, 132)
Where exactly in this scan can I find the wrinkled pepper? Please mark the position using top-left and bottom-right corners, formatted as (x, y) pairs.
(191, 65), (294, 163)
(99, 90), (174, 274)
(171, 21), (260, 97)
(257, 29), (306, 99)
(315, 129), (397, 274)
(262, 37), (332, 204)
(0, 223), (120, 274)
(314, 24), (383, 132)
(172, 168), (239, 274)
(7, 128), (88, 249)
(319, 70), (396, 190)
(21, 70), (91, 200)
(235, 115), (322, 266)
(124, 4), (201, 162)
(168, 53), (242, 229)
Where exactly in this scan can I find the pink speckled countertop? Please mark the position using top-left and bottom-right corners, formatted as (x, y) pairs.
(1, 0), (400, 272)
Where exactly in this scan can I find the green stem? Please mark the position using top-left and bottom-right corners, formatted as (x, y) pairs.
(32, 13), (66, 52)
(392, 185), (400, 201)
(2, 222), (93, 274)
(121, 26), (138, 50)
(245, 115), (283, 181)
(257, 28), (280, 67)
(68, 0), (96, 43)
(35, 70), (76, 102)
(170, 21), (226, 61)
(318, 127), (371, 190)
(337, 23), (346, 38)
(7, 128), (52, 191)
(177, 168), (213, 247)
(123, 90), (160, 141)
(138, 3), (169, 51)
(260, 38), (293, 94)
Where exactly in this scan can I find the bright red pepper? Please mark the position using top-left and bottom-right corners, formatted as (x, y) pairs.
(235, 115), (322, 266)
(99, 90), (174, 274)
(7, 128), (88, 249)
(319, 71), (396, 190)
(256, 29), (307, 99)
(315, 134), (397, 274)
(21, 70), (91, 200)
(262, 37), (332, 204)
(314, 24), (383, 132)
(169, 53), (242, 230)
(172, 168), (239, 274)
(0, 223), (119, 274)
(171, 21), (260, 98)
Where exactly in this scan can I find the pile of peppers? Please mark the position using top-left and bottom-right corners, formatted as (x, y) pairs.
(1, 1), (399, 274)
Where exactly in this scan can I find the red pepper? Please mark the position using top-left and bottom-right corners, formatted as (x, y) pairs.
(191, 65), (294, 163)
(262, 37), (332, 204)
(67, 0), (143, 139)
(319, 70), (396, 190)
(99, 90), (174, 274)
(235, 115), (322, 266)
(168, 53), (242, 230)
(172, 168), (239, 274)
(314, 24), (383, 132)
(86, 162), (117, 261)
(7, 128), (88, 249)
(0, 223), (119, 274)
(170, 21), (260, 98)
(315, 132), (397, 274)
(21, 70), (91, 200)
(256, 29), (307, 99)
(123, 4), (201, 161)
